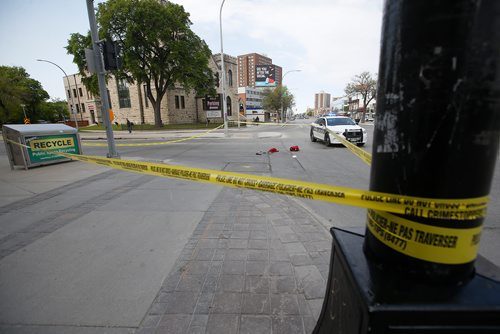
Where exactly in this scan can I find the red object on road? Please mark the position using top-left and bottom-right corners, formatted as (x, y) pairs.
(268, 147), (279, 153)
(289, 146), (300, 151)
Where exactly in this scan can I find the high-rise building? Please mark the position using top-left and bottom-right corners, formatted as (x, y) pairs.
(237, 53), (282, 88)
(314, 91), (331, 115)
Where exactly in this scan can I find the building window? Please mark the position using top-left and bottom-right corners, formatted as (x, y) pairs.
(228, 69), (233, 87)
(79, 87), (83, 97)
(175, 95), (180, 109)
(143, 85), (149, 108)
(81, 103), (85, 113)
(67, 90), (71, 99)
(116, 78), (131, 108)
(181, 96), (185, 109)
(226, 96), (232, 116)
(73, 89), (77, 98)
(75, 104), (80, 113)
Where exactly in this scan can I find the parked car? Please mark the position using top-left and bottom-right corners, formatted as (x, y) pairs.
(310, 116), (367, 146)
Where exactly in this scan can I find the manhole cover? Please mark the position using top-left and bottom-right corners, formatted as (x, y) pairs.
(223, 162), (270, 173)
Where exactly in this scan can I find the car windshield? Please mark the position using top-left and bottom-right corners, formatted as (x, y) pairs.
(327, 118), (356, 126)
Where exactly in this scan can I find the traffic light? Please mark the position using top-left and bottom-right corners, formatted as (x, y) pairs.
(239, 103), (244, 113)
(215, 72), (220, 87)
(102, 40), (123, 71)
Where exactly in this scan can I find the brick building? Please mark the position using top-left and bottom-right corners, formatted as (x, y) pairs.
(237, 53), (282, 121)
(314, 91), (331, 115)
(237, 53), (282, 88)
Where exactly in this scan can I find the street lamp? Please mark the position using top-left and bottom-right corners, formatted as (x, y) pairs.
(36, 59), (79, 130)
(220, 0), (228, 137)
(281, 69), (301, 123)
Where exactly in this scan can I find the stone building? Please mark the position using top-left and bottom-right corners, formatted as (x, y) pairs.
(62, 52), (240, 126)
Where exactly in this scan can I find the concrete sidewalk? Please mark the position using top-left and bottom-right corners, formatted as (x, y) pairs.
(135, 187), (330, 334)
(0, 144), (330, 334)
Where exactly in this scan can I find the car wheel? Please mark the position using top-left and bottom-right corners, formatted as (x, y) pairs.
(325, 134), (331, 146)
(310, 130), (317, 142)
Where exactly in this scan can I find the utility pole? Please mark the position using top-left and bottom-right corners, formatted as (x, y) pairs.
(219, 0), (228, 137)
(86, 0), (118, 158)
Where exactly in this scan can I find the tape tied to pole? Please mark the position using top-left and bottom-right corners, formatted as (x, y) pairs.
(6, 132), (490, 265)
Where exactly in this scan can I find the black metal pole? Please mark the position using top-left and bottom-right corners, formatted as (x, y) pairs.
(364, 0), (500, 284)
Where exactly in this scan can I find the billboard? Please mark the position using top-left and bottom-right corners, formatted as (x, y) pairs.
(255, 65), (276, 87)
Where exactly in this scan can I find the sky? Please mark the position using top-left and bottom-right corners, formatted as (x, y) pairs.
(0, 0), (384, 114)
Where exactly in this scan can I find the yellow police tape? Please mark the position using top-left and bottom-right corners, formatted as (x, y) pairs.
(7, 136), (489, 264)
(82, 124), (224, 147)
(325, 129), (483, 264)
(330, 132), (372, 165)
(98, 119), (482, 265)
(239, 121), (304, 126)
(367, 209), (482, 264)
(48, 151), (487, 221)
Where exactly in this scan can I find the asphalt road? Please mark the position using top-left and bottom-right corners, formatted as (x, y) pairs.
(83, 118), (499, 266)
(0, 119), (498, 333)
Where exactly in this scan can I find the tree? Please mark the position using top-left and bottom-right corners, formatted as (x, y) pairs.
(344, 71), (377, 122)
(66, 32), (100, 97)
(66, 0), (213, 128)
(38, 99), (70, 122)
(0, 66), (49, 124)
(262, 86), (295, 121)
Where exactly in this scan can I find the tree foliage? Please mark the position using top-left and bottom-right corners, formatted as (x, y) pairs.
(261, 86), (295, 120)
(344, 71), (377, 121)
(66, 32), (100, 97)
(0, 66), (50, 124)
(38, 99), (70, 122)
(65, 0), (215, 127)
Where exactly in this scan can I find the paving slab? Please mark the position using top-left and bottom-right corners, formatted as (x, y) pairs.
(136, 187), (331, 333)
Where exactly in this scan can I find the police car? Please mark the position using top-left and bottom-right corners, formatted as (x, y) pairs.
(310, 115), (367, 146)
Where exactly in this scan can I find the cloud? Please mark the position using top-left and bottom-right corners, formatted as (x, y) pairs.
(0, 0), (383, 113)
(176, 0), (383, 112)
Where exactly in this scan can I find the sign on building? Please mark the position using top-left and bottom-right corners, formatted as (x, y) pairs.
(255, 65), (276, 87)
(205, 95), (222, 118)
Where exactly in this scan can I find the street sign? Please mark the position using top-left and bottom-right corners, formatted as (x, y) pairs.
(24, 118), (30, 124)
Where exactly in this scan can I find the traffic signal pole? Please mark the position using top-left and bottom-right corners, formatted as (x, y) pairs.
(86, 0), (118, 158)
(314, 1), (500, 332)
(365, 0), (500, 284)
